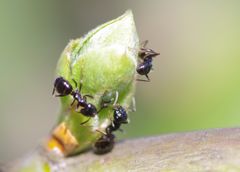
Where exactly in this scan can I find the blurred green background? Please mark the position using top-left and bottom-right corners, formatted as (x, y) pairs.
(1, 0), (240, 163)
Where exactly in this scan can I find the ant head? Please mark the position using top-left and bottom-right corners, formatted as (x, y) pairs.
(140, 48), (160, 58)
(113, 106), (128, 124)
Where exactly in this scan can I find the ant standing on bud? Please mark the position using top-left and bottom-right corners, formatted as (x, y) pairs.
(136, 40), (160, 81)
(52, 77), (100, 123)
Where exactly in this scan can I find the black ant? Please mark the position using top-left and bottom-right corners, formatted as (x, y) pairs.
(92, 131), (115, 155)
(105, 105), (128, 133)
(93, 105), (128, 154)
(136, 40), (160, 81)
(52, 77), (98, 122)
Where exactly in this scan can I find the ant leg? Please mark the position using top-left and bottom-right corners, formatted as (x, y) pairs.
(72, 78), (78, 88)
(136, 74), (150, 82)
(80, 117), (91, 125)
(145, 74), (150, 81)
(79, 122), (92, 128)
(136, 78), (150, 82)
(83, 96), (87, 102)
(141, 40), (149, 48)
(84, 95), (94, 100)
(86, 95), (94, 98)
(75, 103), (80, 111)
(82, 95), (94, 103)
(129, 97), (136, 112)
(52, 87), (56, 95)
(79, 80), (83, 92)
(95, 129), (107, 135)
(55, 94), (66, 97)
(82, 96), (88, 102)
(71, 99), (76, 106)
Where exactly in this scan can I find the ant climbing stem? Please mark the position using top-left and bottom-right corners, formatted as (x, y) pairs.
(92, 90), (129, 154)
(136, 40), (160, 82)
(93, 104), (128, 154)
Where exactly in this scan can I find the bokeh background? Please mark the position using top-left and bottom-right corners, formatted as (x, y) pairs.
(1, 0), (240, 163)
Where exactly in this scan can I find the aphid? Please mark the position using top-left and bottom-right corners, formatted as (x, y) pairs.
(100, 90), (116, 108)
(136, 40), (160, 81)
(93, 105), (128, 154)
(52, 77), (98, 122)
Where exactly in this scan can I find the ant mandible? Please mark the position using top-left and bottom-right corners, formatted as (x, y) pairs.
(136, 40), (160, 81)
(52, 77), (98, 122)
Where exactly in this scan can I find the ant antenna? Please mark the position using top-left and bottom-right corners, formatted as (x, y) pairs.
(113, 91), (119, 106)
(79, 80), (83, 92)
(79, 69), (84, 92)
(141, 40), (149, 48)
(72, 78), (78, 88)
(129, 97), (136, 112)
(52, 87), (56, 95)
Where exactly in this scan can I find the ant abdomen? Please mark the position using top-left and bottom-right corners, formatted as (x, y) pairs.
(93, 133), (115, 154)
(137, 62), (152, 75)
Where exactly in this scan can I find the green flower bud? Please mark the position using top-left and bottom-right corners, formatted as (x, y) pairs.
(46, 10), (139, 156)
